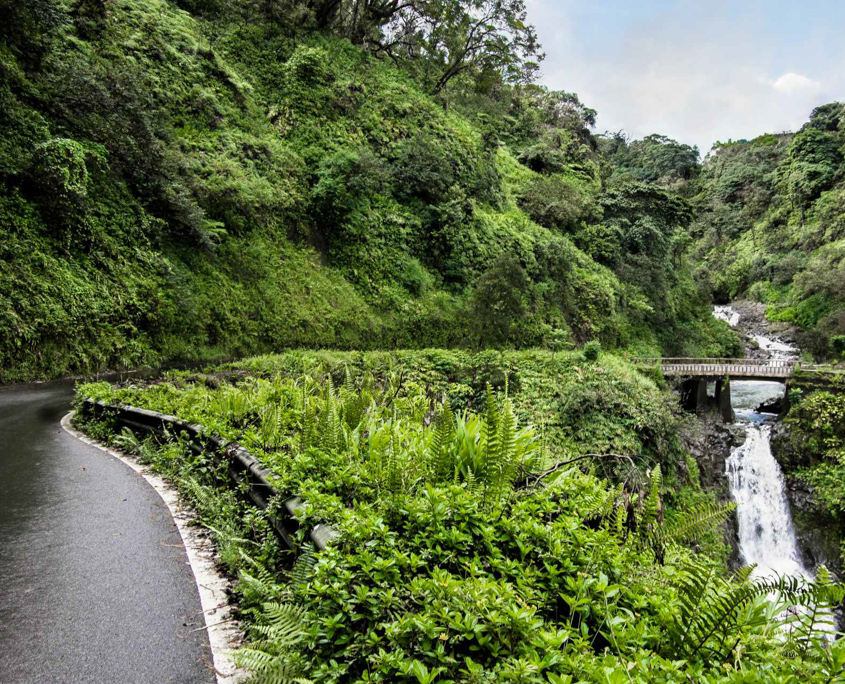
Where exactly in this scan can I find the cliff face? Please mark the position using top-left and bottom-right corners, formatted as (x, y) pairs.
(681, 406), (745, 566)
(770, 420), (844, 576)
(683, 409), (743, 496)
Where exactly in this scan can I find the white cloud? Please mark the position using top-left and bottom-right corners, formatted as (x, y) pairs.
(771, 72), (822, 94)
(526, 1), (845, 154)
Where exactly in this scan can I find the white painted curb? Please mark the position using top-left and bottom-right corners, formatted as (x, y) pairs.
(62, 412), (244, 683)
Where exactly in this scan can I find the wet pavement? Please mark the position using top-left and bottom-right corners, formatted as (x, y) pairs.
(0, 383), (215, 683)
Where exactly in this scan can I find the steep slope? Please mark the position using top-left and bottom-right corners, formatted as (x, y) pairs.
(0, 0), (736, 381)
(692, 103), (845, 359)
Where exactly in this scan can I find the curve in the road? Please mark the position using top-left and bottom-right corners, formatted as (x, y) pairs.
(0, 384), (220, 684)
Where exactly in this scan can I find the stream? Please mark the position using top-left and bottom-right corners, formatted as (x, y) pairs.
(715, 305), (809, 579)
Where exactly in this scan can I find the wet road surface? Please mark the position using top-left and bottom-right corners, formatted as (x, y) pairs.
(0, 384), (215, 683)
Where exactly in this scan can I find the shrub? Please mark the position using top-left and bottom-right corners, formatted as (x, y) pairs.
(518, 141), (568, 174)
(27, 138), (91, 232)
(397, 256), (432, 296)
(310, 147), (390, 228)
(393, 134), (455, 205)
(582, 339), (601, 361)
(283, 45), (334, 87)
(518, 175), (595, 232)
(467, 256), (530, 347)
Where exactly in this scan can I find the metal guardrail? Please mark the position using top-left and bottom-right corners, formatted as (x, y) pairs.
(799, 365), (845, 374)
(82, 399), (338, 552)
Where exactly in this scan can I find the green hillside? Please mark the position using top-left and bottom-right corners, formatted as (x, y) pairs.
(692, 103), (845, 359)
(0, 0), (737, 382)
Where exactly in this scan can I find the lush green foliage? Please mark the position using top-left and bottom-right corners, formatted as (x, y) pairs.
(599, 133), (700, 191)
(76, 357), (844, 683)
(784, 389), (845, 518)
(0, 0), (737, 382)
(692, 104), (845, 360)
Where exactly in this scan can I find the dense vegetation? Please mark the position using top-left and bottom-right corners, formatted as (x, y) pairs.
(0, 0), (742, 383)
(691, 104), (845, 360)
(775, 376), (845, 570)
(8, 0), (845, 680)
(76, 352), (845, 683)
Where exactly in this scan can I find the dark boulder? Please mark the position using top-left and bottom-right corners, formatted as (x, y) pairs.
(756, 395), (784, 414)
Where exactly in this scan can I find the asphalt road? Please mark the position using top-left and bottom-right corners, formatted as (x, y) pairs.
(0, 383), (215, 684)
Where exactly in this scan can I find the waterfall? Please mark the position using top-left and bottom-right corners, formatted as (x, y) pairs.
(715, 305), (809, 579)
(726, 424), (808, 578)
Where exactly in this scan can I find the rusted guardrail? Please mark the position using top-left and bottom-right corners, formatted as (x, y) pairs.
(81, 399), (338, 552)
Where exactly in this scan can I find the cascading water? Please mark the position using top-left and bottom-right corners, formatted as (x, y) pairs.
(726, 423), (808, 578)
(716, 305), (809, 579)
(714, 305), (741, 328)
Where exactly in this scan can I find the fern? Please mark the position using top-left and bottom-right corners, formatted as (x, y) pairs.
(179, 475), (217, 514)
(481, 385), (501, 500)
(494, 396), (518, 499)
(113, 426), (142, 453)
(299, 383), (315, 454)
(319, 377), (340, 451)
(262, 602), (306, 641)
(291, 545), (317, 587)
(665, 559), (842, 663)
(639, 465), (662, 530)
(661, 501), (737, 547)
(626, 467), (735, 563)
(259, 405), (283, 453)
(232, 602), (310, 683)
(427, 398), (455, 483)
(783, 565), (841, 657)
(230, 647), (310, 684)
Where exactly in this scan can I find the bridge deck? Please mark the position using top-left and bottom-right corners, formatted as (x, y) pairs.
(632, 357), (797, 379)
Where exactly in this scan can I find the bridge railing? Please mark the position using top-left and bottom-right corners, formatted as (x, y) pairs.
(632, 357), (797, 367)
(631, 358), (799, 376)
(631, 358), (844, 377)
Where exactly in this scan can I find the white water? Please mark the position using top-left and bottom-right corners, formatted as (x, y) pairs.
(726, 424), (808, 578)
(751, 334), (799, 360)
(716, 305), (809, 579)
(714, 305), (741, 327)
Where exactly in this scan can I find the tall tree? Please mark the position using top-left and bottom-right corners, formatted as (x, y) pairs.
(380, 0), (543, 94)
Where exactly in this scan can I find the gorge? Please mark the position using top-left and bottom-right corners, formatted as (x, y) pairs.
(716, 305), (809, 579)
(2, 1), (845, 681)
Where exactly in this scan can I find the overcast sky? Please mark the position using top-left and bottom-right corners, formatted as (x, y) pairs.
(527, 0), (845, 155)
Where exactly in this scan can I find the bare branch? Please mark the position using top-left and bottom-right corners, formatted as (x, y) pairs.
(525, 453), (637, 491)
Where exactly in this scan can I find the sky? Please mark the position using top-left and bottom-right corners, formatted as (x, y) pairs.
(527, 0), (845, 155)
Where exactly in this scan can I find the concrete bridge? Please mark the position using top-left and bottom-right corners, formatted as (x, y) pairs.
(632, 357), (798, 381)
(632, 357), (798, 422)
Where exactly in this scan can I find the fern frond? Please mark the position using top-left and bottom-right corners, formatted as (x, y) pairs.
(292, 545), (317, 587)
(662, 502), (736, 547)
(666, 558), (837, 664)
(230, 647), (310, 684)
(640, 465), (662, 530)
(113, 427), (142, 453)
(427, 399), (454, 483)
(486, 396), (518, 503)
(299, 384), (314, 454)
(482, 385), (501, 500)
(231, 600), (309, 684)
(261, 602), (306, 640)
